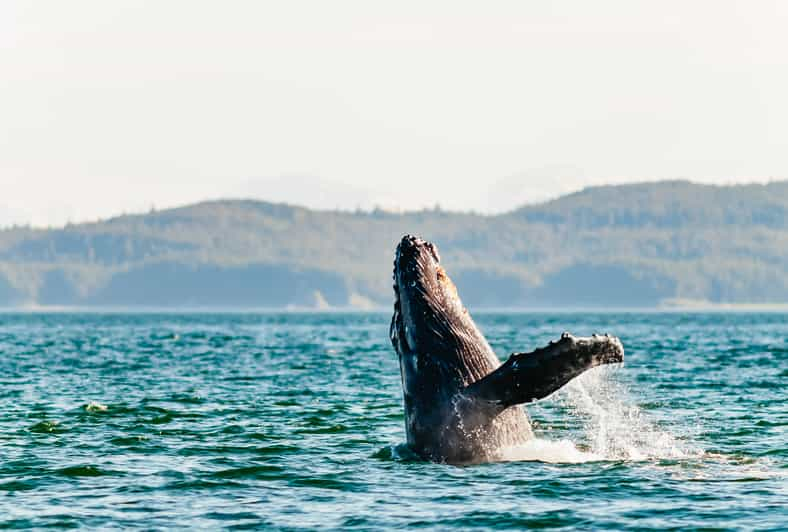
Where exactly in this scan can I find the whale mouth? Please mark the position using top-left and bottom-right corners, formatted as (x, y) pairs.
(392, 235), (438, 316)
(393, 235), (440, 295)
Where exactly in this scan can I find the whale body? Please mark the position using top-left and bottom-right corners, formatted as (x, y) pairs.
(390, 235), (624, 464)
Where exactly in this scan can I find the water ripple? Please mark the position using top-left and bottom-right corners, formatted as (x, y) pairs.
(0, 311), (784, 529)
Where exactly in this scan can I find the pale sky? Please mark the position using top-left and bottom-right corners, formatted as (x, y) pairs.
(2, 1), (787, 227)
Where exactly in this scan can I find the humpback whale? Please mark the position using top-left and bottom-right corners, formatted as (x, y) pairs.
(390, 235), (624, 464)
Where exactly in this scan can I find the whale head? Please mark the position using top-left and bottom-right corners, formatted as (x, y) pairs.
(391, 234), (495, 382)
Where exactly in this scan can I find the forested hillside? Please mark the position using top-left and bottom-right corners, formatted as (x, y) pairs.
(2, 180), (787, 308)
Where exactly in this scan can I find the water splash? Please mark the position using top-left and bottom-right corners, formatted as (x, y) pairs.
(524, 368), (703, 461)
(373, 443), (425, 463)
(555, 367), (702, 461)
(501, 366), (704, 464)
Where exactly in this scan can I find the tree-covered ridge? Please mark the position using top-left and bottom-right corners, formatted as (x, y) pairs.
(1, 180), (787, 307)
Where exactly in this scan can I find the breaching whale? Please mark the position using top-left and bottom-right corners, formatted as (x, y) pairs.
(390, 235), (624, 464)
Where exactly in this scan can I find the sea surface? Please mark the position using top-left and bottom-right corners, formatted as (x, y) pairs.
(0, 311), (785, 530)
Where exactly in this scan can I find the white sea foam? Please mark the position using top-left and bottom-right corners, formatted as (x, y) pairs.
(500, 438), (601, 464)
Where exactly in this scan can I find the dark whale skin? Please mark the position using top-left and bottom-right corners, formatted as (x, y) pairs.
(390, 235), (624, 464)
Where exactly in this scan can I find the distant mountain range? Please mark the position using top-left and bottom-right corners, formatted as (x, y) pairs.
(2, 180), (788, 308)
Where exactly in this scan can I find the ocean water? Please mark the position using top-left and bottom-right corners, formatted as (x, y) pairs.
(0, 311), (785, 530)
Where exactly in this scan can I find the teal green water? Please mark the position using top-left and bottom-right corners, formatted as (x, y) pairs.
(0, 312), (785, 530)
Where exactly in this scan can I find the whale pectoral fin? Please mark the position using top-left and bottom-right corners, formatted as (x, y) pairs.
(462, 333), (624, 408)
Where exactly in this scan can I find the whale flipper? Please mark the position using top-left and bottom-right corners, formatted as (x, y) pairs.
(463, 333), (624, 409)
